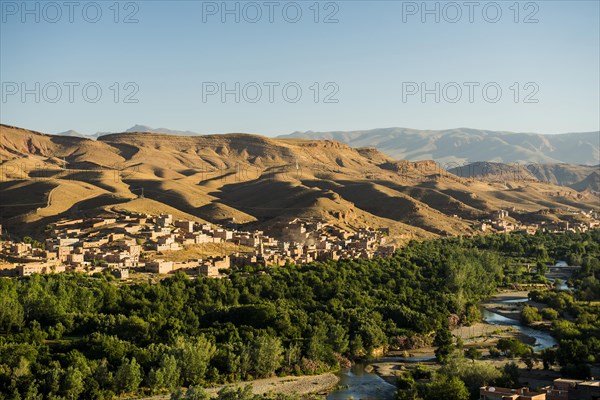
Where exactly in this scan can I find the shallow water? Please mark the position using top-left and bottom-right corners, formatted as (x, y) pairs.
(383, 355), (435, 363)
(327, 362), (397, 400)
(502, 298), (529, 303)
(483, 302), (557, 351)
(328, 294), (559, 398)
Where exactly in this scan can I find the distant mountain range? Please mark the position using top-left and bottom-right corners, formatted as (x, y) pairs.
(448, 161), (599, 190)
(279, 128), (600, 165)
(57, 125), (201, 139)
(123, 125), (200, 136)
(56, 129), (88, 138)
(56, 126), (599, 166)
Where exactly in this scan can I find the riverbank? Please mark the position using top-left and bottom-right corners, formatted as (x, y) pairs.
(368, 290), (555, 386)
(370, 358), (563, 389)
(204, 373), (339, 397)
(138, 372), (340, 399)
(481, 290), (542, 320)
(140, 290), (563, 400)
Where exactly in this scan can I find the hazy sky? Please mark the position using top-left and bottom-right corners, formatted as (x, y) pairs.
(1, 0), (599, 136)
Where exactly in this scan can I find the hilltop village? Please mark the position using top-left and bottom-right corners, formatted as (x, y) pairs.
(477, 208), (600, 234)
(0, 213), (394, 278)
(1, 207), (599, 279)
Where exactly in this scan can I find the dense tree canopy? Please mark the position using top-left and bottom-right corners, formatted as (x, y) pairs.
(0, 230), (598, 399)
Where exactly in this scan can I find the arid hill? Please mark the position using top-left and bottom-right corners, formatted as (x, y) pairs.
(448, 161), (599, 188)
(570, 171), (600, 193)
(280, 128), (600, 165)
(1, 124), (598, 240)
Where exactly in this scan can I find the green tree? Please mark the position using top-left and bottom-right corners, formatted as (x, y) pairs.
(521, 305), (542, 325)
(61, 366), (85, 400)
(175, 336), (217, 386)
(463, 304), (482, 326)
(497, 338), (532, 358)
(327, 323), (349, 354)
(216, 385), (254, 400)
(434, 326), (454, 364)
(540, 349), (556, 370)
(149, 354), (180, 390)
(40, 360), (62, 397)
(439, 358), (501, 399)
(422, 376), (469, 400)
(0, 286), (24, 333)
(395, 374), (417, 400)
(522, 356), (535, 371)
(171, 385), (210, 400)
(534, 246), (549, 263)
(284, 343), (302, 370)
(541, 308), (559, 320)
(114, 357), (143, 394)
(251, 335), (284, 378)
(306, 323), (329, 362)
(536, 261), (549, 277)
(349, 335), (365, 358)
(185, 386), (211, 400)
(464, 347), (482, 363)
(497, 362), (520, 388)
(1, 231), (598, 396)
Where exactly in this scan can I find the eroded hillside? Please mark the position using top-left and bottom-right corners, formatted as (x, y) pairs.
(1, 124), (598, 240)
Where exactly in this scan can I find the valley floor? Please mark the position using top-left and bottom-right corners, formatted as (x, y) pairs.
(370, 290), (553, 387)
(137, 372), (340, 399)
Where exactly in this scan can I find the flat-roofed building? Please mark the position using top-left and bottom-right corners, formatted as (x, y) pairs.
(547, 379), (600, 400)
(213, 229), (233, 241)
(198, 264), (220, 277)
(67, 253), (84, 265)
(17, 262), (66, 276)
(11, 242), (32, 255)
(175, 220), (194, 233)
(198, 256), (230, 277)
(111, 268), (129, 280)
(193, 233), (211, 244)
(157, 214), (173, 227)
(57, 246), (73, 262)
(480, 386), (546, 400)
(145, 260), (173, 274)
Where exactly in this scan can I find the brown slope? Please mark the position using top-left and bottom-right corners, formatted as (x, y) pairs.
(570, 171), (600, 192)
(448, 161), (599, 187)
(0, 124), (125, 168)
(1, 125), (599, 240)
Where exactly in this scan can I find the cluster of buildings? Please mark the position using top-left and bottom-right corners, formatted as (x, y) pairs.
(0, 214), (393, 278)
(3, 207), (597, 279)
(480, 378), (600, 400)
(476, 209), (600, 234)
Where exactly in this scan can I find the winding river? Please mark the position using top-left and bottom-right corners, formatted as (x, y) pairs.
(482, 301), (557, 351)
(327, 363), (397, 400)
(327, 296), (558, 399)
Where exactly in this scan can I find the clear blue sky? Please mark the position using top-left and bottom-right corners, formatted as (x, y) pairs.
(1, 0), (599, 136)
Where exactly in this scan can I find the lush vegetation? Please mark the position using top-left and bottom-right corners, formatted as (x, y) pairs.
(528, 288), (600, 378)
(0, 230), (599, 399)
(518, 231), (600, 379)
(395, 229), (600, 400)
(395, 357), (522, 400)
